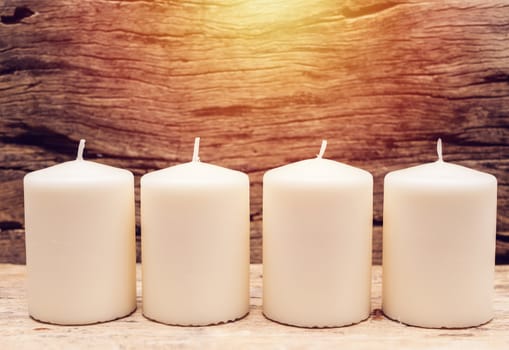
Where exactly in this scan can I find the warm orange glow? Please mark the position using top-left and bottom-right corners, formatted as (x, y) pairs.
(205, 0), (337, 29)
(155, 0), (369, 110)
(233, 1), (303, 25)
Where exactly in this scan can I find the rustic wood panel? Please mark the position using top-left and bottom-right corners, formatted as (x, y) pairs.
(0, 0), (508, 264)
(0, 264), (509, 349)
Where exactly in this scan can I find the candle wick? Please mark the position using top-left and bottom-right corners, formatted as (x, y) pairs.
(77, 139), (86, 161)
(437, 138), (443, 162)
(317, 140), (327, 159)
(192, 137), (200, 162)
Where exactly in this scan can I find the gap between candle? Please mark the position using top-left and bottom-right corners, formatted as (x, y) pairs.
(437, 138), (443, 162)
(192, 137), (201, 162)
(77, 139), (86, 161)
(317, 140), (327, 159)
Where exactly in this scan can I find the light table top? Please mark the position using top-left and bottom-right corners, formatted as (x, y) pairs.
(1, 264), (508, 349)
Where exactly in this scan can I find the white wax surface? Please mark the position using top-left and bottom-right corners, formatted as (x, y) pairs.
(263, 157), (373, 327)
(382, 160), (497, 328)
(141, 161), (250, 326)
(24, 159), (137, 325)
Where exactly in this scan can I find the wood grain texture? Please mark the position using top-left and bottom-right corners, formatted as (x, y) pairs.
(0, 264), (508, 349)
(0, 0), (508, 264)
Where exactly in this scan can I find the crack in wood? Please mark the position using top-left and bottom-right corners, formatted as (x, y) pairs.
(0, 6), (35, 25)
(482, 73), (509, 86)
(497, 234), (509, 243)
(0, 221), (23, 230)
(0, 57), (70, 76)
(1, 123), (78, 157)
(341, 2), (401, 19)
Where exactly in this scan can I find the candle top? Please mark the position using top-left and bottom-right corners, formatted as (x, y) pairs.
(385, 139), (497, 186)
(142, 161), (248, 185)
(264, 140), (372, 185)
(24, 139), (132, 185)
(142, 137), (248, 186)
(386, 161), (497, 185)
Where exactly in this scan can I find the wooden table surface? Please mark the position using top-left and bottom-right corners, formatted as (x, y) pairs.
(1, 264), (508, 349)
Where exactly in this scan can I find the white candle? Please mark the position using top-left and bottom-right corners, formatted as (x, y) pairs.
(382, 139), (497, 328)
(24, 139), (136, 325)
(141, 138), (250, 326)
(263, 141), (373, 327)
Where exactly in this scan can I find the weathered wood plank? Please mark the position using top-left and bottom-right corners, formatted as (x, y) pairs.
(0, 264), (508, 349)
(1, 0), (508, 263)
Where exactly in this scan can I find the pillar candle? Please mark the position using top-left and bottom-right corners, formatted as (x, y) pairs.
(263, 141), (373, 327)
(382, 139), (497, 328)
(141, 138), (250, 326)
(24, 139), (136, 325)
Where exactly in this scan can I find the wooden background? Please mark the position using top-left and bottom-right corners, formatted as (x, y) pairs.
(0, 0), (508, 264)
